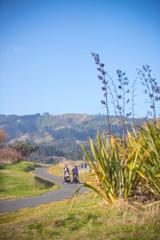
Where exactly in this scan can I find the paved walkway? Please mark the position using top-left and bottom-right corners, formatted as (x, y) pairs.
(0, 167), (85, 213)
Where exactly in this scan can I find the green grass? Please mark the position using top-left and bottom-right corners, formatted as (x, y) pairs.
(0, 161), (159, 239)
(0, 193), (159, 240)
(0, 161), (58, 199)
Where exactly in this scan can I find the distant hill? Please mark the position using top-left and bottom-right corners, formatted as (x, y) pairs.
(0, 113), (145, 162)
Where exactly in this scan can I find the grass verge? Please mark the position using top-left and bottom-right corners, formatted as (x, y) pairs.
(0, 161), (58, 199)
(0, 193), (159, 240)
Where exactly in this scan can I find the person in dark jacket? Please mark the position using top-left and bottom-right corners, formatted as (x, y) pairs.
(72, 165), (79, 183)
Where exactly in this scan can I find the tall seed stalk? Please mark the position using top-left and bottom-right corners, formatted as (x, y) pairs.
(138, 65), (160, 126)
(91, 53), (111, 140)
(116, 70), (131, 142)
(131, 77), (137, 128)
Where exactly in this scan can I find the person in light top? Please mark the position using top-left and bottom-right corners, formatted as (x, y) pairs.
(64, 164), (71, 183)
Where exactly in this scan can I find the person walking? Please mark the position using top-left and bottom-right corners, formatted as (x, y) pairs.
(72, 165), (79, 183)
(64, 164), (71, 183)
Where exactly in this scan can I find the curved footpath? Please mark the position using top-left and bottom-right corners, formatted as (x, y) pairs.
(0, 167), (86, 214)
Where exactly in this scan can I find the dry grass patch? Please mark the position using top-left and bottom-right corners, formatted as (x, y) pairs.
(0, 193), (159, 240)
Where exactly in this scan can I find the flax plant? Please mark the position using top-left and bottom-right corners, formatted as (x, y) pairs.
(77, 133), (142, 205)
(138, 122), (160, 195)
(76, 123), (160, 205)
(78, 57), (160, 206)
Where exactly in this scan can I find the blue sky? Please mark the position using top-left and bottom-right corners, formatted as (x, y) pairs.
(0, 0), (160, 117)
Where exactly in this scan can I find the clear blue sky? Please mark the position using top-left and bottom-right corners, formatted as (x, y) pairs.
(0, 0), (160, 117)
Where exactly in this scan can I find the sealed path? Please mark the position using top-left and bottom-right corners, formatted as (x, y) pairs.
(0, 167), (85, 213)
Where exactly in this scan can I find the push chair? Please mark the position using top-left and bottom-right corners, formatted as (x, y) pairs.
(63, 172), (71, 184)
(72, 173), (80, 183)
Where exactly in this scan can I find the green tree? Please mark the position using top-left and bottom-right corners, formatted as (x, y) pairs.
(10, 141), (38, 157)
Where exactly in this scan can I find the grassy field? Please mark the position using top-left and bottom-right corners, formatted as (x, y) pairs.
(0, 162), (159, 239)
(0, 161), (58, 199)
(0, 192), (159, 240)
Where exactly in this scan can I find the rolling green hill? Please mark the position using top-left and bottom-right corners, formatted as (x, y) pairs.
(0, 113), (145, 162)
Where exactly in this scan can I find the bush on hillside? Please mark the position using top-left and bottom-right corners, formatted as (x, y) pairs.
(0, 129), (6, 147)
(0, 148), (23, 164)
